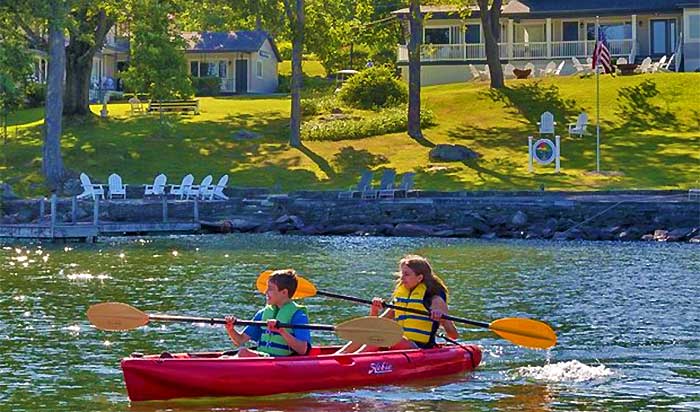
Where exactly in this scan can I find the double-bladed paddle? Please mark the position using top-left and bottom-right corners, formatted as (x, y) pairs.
(257, 270), (557, 350)
(87, 302), (403, 347)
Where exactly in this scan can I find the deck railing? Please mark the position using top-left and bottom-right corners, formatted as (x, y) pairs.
(397, 39), (634, 62)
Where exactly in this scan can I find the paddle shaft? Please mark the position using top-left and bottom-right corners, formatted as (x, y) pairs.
(148, 314), (335, 331)
(315, 290), (491, 329)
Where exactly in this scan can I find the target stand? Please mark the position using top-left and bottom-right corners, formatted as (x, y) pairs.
(528, 135), (560, 173)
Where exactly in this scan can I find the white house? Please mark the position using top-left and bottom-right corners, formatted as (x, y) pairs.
(392, 0), (700, 85)
(182, 30), (281, 94)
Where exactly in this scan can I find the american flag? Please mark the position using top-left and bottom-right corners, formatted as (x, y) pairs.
(592, 29), (614, 74)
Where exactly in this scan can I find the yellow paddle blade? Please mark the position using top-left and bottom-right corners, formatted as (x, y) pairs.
(489, 318), (557, 349)
(87, 302), (149, 331)
(335, 316), (403, 347)
(256, 270), (317, 299)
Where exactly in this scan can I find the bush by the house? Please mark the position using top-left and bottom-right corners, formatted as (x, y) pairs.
(25, 82), (46, 108)
(337, 65), (407, 110)
(301, 106), (435, 141)
(192, 76), (221, 96)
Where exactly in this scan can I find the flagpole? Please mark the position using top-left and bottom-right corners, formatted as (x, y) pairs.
(595, 16), (601, 173)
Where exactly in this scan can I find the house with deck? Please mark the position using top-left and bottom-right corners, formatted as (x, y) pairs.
(392, 0), (700, 85)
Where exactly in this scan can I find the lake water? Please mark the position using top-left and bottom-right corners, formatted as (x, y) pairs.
(1, 234), (698, 411)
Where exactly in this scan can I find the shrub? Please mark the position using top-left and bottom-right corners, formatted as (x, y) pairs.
(301, 106), (435, 141)
(191, 76), (221, 96)
(278, 41), (292, 61)
(25, 82), (46, 108)
(337, 65), (407, 110)
(301, 95), (341, 116)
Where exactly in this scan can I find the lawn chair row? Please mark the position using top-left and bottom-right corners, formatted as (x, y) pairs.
(77, 173), (229, 201)
(145, 174), (229, 200)
(338, 170), (417, 200)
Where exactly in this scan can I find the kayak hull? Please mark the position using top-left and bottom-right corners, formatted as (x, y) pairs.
(121, 344), (481, 401)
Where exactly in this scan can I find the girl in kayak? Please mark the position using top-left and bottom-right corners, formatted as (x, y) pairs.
(225, 269), (312, 357)
(338, 254), (458, 353)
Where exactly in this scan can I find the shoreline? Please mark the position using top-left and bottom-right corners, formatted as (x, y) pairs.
(2, 189), (699, 243)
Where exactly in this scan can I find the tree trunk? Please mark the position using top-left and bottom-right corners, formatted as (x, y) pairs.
(407, 0), (423, 139)
(479, 0), (504, 89)
(43, 0), (66, 191)
(63, 8), (113, 117)
(63, 41), (95, 116)
(286, 0), (304, 148)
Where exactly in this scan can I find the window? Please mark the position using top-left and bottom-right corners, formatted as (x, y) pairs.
(562, 21), (579, 41)
(190, 61), (200, 77)
(515, 24), (545, 43)
(256, 60), (263, 79)
(464, 24), (480, 44)
(687, 14), (700, 40)
(586, 23), (632, 40)
(424, 27), (450, 44)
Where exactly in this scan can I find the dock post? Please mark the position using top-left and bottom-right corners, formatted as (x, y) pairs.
(50, 194), (57, 238)
(193, 197), (199, 222)
(71, 196), (77, 223)
(39, 197), (46, 219)
(162, 196), (168, 223)
(93, 198), (99, 225)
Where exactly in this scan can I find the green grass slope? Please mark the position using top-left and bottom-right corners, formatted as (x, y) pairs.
(1, 72), (699, 196)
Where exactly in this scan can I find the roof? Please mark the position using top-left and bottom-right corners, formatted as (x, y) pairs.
(181, 30), (281, 61)
(392, 0), (690, 19)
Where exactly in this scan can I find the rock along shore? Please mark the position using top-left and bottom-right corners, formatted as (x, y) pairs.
(2, 189), (699, 243)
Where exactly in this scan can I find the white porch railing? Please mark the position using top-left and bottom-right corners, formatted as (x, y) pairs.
(397, 39), (634, 62)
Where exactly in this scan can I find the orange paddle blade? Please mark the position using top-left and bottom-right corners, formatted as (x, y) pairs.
(489, 318), (557, 349)
(256, 270), (317, 299)
(87, 302), (149, 331)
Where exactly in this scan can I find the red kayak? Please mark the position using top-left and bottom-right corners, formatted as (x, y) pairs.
(121, 344), (482, 401)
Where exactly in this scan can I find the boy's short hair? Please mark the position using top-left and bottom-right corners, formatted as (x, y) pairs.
(269, 269), (298, 298)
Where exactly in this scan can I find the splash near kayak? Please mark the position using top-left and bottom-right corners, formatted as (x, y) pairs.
(121, 344), (482, 401)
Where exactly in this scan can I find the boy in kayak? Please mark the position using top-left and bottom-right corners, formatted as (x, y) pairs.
(338, 254), (458, 353)
(225, 269), (311, 357)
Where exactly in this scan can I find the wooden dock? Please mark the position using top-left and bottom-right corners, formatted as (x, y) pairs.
(0, 222), (201, 241)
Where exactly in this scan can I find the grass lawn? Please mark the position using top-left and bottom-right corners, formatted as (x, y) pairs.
(1, 72), (699, 196)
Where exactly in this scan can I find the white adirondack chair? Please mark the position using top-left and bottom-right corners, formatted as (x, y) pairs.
(571, 57), (591, 76)
(636, 57), (652, 73)
(568, 112), (588, 138)
(77, 173), (105, 200)
(480, 64), (491, 81)
(553, 60), (566, 76)
(649, 55), (666, 73)
(537, 111), (556, 135)
(209, 175), (229, 200)
(468, 64), (481, 81)
(539, 61), (557, 77)
(524, 62), (536, 78)
(107, 173), (127, 199)
(188, 175), (212, 199)
(169, 174), (194, 200)
(660, 53), (675, 71)
(144, 174), (167, 196)
(503, 63), (516, 79)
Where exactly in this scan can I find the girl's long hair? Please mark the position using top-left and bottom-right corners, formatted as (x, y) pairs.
(395, 254), (449, 301)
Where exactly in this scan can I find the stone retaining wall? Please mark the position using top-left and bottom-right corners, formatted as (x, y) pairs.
(2, 190), (699, 243)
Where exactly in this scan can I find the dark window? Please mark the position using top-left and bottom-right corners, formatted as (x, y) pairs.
(190, 61), (199, 77)
(424, 28), (450, 44)
(563, 22), (578, 42)
(465, 24), (480, 44)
